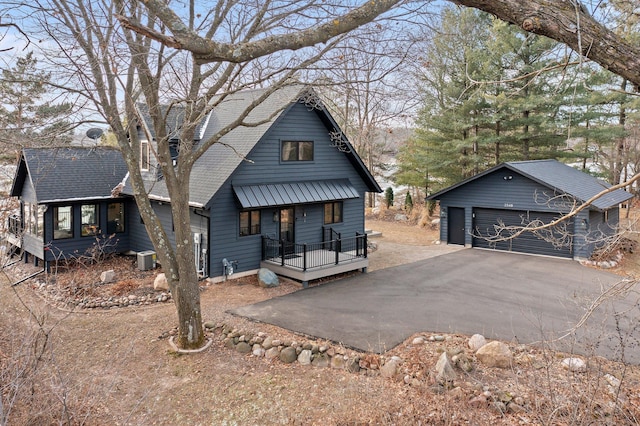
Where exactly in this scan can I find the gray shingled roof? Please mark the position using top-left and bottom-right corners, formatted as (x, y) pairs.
(506, 159), (633, 210)
(11, 147), (128, 203)
(429, 159), (633, 210)
(136, 103), (205, 141)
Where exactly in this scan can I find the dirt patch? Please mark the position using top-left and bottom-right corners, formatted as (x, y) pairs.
(2, 216), (640, 425)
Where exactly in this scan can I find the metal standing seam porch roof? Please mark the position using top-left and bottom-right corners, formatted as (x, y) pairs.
(233, 179), (359, 209)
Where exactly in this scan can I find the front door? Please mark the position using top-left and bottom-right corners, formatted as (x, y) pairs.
(448, 207), (466, 245)
(279, 207), (295, 255)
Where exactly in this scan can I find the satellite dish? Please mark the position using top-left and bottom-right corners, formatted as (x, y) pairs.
(85, 128), (104, 140)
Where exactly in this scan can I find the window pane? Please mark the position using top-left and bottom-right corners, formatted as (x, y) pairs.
(334, 202), (342, 223)
(81, 204), (99, 236)
(54, 206), (73, 239)
(281, 141), (296, 161)
(324, 203), (333, 224)
(250, 210), (261, 234)
(107, 203), (125, 233)
(37, 205), (45, 237)
(239, 211), (249, 236)
(299, 141), (313, 161)
(141, 141), (150, 170)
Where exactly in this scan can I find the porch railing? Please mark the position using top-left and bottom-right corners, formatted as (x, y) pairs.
(262, 232), (368, 272)
(8, 214), (22, 237)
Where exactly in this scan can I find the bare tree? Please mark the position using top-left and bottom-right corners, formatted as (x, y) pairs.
(14, 0), (407, 350)
(313, 29), (419, 208)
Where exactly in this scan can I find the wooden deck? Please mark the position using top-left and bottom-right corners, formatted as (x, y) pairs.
(261, 248), (368, 287)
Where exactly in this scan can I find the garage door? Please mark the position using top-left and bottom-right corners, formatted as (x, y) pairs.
(472, 208), (573, 258)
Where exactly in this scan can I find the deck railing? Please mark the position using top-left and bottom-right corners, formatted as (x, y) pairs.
(262, 232), (367, 271)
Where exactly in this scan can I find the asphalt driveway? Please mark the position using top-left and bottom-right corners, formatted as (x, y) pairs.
(231, 249), (638, 362)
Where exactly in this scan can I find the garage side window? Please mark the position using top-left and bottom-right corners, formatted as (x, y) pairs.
(53, 205), (73, 239)
(240, 210), (261, 236)
(324, 201), (343, 224)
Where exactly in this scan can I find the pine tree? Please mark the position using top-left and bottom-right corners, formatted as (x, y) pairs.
(0, 52), (73, 156)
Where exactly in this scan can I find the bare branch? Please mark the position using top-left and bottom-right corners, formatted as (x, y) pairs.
(117, 0), (403, 64)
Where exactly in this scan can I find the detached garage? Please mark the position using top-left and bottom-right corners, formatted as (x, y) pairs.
(428, 160), (634, 260)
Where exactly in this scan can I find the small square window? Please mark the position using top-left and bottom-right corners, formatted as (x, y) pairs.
(281, 141), (313, 161)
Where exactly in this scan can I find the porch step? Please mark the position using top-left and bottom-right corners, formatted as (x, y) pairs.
(365, 229), (382, 238)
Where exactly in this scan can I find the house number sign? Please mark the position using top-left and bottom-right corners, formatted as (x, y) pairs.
(504, 203), (514, 208)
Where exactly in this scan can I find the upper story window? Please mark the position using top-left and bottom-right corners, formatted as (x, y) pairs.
(81, 204), (99, 237)
(281, 141), (313, 162)
(107, 202), (125, 234)
(140, 140), (150, 171)
(53, 205), (73, 239)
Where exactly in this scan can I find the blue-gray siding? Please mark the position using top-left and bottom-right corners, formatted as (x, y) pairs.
(208, 103), (368, 274)
(42, 199), (132, 262)
(436, 168), (621, 259)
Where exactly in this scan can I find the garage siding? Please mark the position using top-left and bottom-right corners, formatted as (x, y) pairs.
(472, 208), (573, 258)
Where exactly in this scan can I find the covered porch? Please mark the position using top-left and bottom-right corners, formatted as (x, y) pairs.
(261, 232), (368, 287)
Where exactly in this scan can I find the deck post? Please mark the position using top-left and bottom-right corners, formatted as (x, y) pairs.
(280, 239), (285, 266)
(364, 233), (368, 258)
(335, 238), (340, 265)
(303, 244), (307, 271)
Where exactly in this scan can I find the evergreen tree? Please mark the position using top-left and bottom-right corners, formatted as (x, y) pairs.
(0, 52), (73, 156)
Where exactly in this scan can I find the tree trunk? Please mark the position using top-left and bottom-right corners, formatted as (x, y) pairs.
(495, 120), (501, 165)
(614, 79), (628, 185)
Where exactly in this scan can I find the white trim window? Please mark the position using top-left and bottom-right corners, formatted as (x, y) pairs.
(140, 140), (150, 171)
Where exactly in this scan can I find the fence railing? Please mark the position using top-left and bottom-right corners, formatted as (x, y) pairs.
(262, 232), (367, 271)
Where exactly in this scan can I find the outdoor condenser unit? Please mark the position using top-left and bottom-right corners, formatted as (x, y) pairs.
(137, 250), (157, 271)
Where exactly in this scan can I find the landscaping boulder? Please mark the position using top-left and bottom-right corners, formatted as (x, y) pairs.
(475, 341), (513, 368)
(258, 268), (279, 288)
(561, 357), (587, 373)
(435, 352), (456, 386)
(279, 346), (297, 363)
(468, 334), (487, 351)
(100, 270), (116, 284)
(154, 273), (169, 291)
(297, 349), (312, 365)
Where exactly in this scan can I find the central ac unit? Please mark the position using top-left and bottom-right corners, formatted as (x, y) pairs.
(137, 250), (157, 271)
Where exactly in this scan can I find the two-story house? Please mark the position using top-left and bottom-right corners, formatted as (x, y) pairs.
(8, 86), (381, 285)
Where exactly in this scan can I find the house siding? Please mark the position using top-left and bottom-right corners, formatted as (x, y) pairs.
(208, 102), (368, 275)
(128, 201), (210, 274)
(43, 199), (131, 262)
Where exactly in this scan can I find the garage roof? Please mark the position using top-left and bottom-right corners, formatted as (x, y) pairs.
(428, 159), (633, 210)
